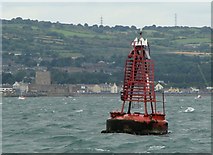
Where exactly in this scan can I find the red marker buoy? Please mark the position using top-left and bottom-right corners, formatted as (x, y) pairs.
(102, 31), (168, 135)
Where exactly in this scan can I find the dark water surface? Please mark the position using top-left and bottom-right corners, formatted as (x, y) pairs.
(2, 95), (211, 153)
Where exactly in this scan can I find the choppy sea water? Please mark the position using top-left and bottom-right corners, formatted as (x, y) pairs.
(2, 95), (211, 153)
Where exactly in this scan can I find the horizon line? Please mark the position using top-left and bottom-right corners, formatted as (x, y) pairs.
(1, 17), (211, 28)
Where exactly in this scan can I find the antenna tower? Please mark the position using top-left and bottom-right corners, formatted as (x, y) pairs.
(100, 16), (103, 26)
(175, 13), (177, 27)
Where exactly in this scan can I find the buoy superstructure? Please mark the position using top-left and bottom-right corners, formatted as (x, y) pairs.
(102, 31), (168, 135)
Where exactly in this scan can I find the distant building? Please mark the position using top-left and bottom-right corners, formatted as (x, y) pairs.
(13, 81), (29, 93)
(87, 84), (101, 93)
(155, 83), (164, 91)
(165, 87), (181, 93)
(0, 85), (15, 96)
(206, 87), (213, 90)
(87, 83), (118, 94)
(110, 83), (118, 93)
(190, 87), (199, 93)
(35, 71), (51, 85)
(0, 87), (13, 93)
(69, 84), (85, 93)
(70, 83), (119, 94)
(48, 84), (69, 96)
(99, 83), (111, 93)
(28, 84), (69, 96)
(206, 87), (213, 93)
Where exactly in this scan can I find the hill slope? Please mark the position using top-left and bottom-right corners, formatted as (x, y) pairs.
(2, 18), (212, 88)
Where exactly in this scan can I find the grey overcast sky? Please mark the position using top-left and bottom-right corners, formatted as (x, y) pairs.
(0, 1), (211, 28)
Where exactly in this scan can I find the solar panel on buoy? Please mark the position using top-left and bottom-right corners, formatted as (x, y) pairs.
(102, 30), (168, 135)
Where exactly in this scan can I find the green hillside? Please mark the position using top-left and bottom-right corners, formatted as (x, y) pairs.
(1, 17), (212, 88)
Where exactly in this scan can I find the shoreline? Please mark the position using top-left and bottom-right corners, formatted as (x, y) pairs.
(2, 92), (212, 97)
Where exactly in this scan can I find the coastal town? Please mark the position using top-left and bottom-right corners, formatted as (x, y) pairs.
(1, 70), (212, 97)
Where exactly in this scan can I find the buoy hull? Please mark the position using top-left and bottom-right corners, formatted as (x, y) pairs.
(103, 113), (168, 135)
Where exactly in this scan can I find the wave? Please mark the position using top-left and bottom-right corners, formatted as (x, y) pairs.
(148, 145), (165, 151)
(184, 107), (195, 113)
(67, 147), (110, 153)
(75, 109), (83, 113)
(61, 124), (74, 128)
(48, 135), (78, 141)
(94, 148), (110, 152)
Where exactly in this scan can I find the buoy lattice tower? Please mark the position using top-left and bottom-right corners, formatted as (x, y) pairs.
(121, 32), (156, 115)
(102, 30), (168, 135)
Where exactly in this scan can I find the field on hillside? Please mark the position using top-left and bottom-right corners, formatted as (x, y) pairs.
(2, 18), (212, 87)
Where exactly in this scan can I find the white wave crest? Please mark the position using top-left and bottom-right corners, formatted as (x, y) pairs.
(94, 148), (110, 152)
(75, 109), (83, 113)
(148, 145), (165, 151)
(184, 107), (195, 112)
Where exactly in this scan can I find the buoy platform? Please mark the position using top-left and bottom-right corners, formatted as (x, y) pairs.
(102, 30), (168, 135)
(102, 112), (168, 135)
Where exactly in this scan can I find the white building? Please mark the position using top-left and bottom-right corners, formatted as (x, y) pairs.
(190, 87), (199, 93)
(13, 81), (29, 93)
(110, 83), (118, 93)
(0, 87), (13, 92)
(155, 83), (164, 91)
(87, 84), (101, 93)
(206, 87), (213, 90)
(86, 83), (118, 94)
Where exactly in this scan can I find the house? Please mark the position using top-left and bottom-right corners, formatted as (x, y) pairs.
(0, 87), (13, 93)
(99, 83), (118, 93)
(86, 83), (118, 94)
(13, 81), (29, 93)
(190, 87), (199, 93)
(0, 85), (15, 96)
(155, 83), (164, 91)
(206, 87), (213, 93)
(206, 87), (213, 90)
(87, 84), (101, 93)
(165, 87), (181, 93)
(110, 83), (118, 93)
(99, 83), (111, 93)
(35, 71), (51, 85)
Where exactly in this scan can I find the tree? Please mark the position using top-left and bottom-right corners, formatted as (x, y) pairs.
(2, 72), (15, 84)
(84, 23), (89, 27)
(15, 71), (26, 82)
